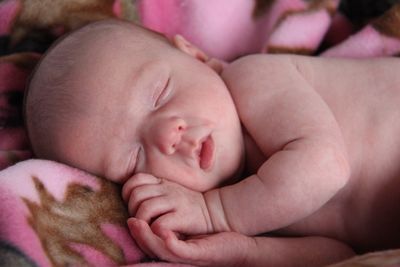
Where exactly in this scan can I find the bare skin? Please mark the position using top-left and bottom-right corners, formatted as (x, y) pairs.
(26, 20), (400, 266)
(124, 55), (400, 265)
(221, 55), (400, 252)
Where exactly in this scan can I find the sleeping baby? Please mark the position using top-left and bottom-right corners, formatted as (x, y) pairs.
(24, 19), (400, 267)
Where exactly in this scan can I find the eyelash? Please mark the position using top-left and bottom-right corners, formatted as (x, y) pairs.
(154, 77), (171, 108)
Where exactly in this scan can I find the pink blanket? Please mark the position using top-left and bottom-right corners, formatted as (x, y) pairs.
(139, 0), (400, 60)
(0, 159), (193, 266)
(1, 0), (400, 266)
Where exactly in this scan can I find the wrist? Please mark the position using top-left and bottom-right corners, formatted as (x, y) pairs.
(204, 189), (231, 233)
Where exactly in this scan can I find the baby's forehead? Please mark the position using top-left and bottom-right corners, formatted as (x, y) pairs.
(73, 21), (164, 49)
(43, 23), (142, 61)
(35, 21), (173, 107)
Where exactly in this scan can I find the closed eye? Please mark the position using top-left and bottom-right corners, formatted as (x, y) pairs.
(154, 77), (171, 108)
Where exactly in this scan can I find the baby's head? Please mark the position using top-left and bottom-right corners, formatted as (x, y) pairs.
(25, 20), (244, 191)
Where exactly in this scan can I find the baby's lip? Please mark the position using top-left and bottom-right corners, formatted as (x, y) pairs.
(198, 135), (214, 171)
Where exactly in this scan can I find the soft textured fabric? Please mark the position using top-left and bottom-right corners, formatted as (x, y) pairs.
(138, 0), (400, 60)
(0, 159), (193, 267)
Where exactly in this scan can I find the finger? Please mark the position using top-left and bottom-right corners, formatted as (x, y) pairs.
(151, 212), (190, 238)
(127, 218), (179, 262)
(127, 218), (156, 258)
(165, 231), (253, 265)
(164, 230), (207, 261)
(122, 173), (161, 202)
(136, 197), (174, 224)
(127, 184), (165, 216)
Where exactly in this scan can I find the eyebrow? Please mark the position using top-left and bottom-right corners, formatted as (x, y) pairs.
(124, 61), (170, 109)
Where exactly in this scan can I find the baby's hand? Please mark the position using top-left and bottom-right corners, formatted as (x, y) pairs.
(122, 173), (213, 237)
(127, 218), (254, 266)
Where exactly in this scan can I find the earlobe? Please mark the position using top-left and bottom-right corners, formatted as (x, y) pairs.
(172, 34), (208, 61)
(205, 58), (226, 75)
(172, 34), (225, 74)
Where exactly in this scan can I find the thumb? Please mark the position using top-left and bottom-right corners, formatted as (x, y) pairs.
(151, 212), (202, 237)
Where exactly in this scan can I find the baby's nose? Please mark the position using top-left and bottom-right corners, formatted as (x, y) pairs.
(156, 117), (187, 155)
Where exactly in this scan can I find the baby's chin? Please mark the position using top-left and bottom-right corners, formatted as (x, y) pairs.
(218, 170), (243, 188)
(197, 171), (242, 192)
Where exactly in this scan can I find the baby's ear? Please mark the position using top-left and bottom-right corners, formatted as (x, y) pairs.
(172, 34), (208, 61)
(172, 34), (225, 74)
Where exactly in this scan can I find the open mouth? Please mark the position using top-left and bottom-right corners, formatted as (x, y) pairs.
(199, 135), (214, 171)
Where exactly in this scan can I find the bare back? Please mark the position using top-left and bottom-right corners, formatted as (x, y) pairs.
(222, 55), (400, 252)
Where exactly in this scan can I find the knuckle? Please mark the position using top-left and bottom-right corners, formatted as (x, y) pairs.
(131, 187), (143, 199)
(136, 201), (153, 219)
(134, 173), (161, 185)
(151, 220), (164, 234)
(140, 201), (153, 213)
(128, 199), (137, 216)
(127, 189), (145, 215)
(152, 217), (167, 230)
(122, 181), (135, 201)
(133, 172), (148, 181)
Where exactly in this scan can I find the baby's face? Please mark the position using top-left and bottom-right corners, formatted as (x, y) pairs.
(55, 29), (244, 191)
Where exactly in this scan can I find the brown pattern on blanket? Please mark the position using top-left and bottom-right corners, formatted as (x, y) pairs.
(23, 176), (128, 266)
(372, 3), (400, 38)
(253, 0), (275, 18)
(253, 0), (337, 19)
(10, 0), (136, 46)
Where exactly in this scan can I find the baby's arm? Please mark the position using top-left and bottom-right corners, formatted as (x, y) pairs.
(206, 54), (350, 235)
(128, 218), (354, 267)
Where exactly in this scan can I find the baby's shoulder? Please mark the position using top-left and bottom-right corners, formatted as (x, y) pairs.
(221, 54), (294, 81)
(221, 54), (311, 108)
